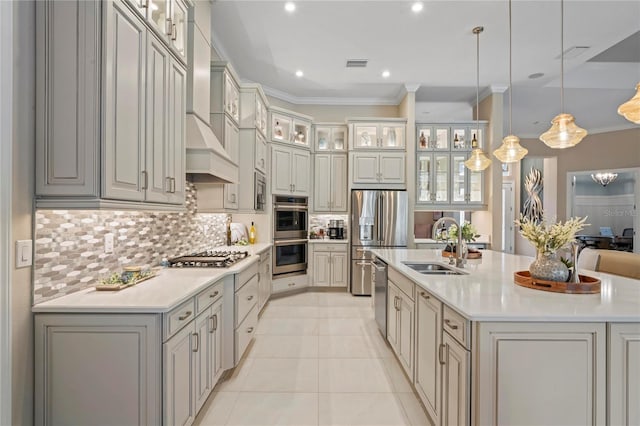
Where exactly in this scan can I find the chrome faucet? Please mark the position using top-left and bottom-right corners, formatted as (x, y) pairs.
(432, 217), (465, 268)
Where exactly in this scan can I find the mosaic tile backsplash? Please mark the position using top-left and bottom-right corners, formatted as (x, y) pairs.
(34, 183), (229, 304)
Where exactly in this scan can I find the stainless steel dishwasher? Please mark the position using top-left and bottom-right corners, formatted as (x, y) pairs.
(372, 257), (388, 338)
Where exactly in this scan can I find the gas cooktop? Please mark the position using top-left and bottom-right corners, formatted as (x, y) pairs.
(168, 250), (250, 268)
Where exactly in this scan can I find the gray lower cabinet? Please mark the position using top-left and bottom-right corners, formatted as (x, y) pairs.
(258, 251), (272, 312)
(609, 323), (640, 425)
(415, 289), (442, 426)
(35, 280), (225, 426)
(387, 277), (414, 378)
(165, 299), (222, 426)
(36, 0), (187, 209)
(35, 314), (162, 426)
(441, 331), (469, 426)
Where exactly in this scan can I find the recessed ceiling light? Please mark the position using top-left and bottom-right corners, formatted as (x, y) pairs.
(382, 70), (390, 78)
(411, 2), (423, 13)
(528, 72), (544, 79)
(284, 2), (295, 12)
(295, 70), (304, 77)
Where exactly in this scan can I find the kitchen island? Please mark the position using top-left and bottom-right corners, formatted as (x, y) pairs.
(32, 243), (271, 426)
(371, 248), (640, 426)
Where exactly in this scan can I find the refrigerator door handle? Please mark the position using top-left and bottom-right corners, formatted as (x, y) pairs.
(378, 193), (384, 243)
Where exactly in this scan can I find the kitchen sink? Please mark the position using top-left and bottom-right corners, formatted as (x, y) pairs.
(402, 262), (467, 275)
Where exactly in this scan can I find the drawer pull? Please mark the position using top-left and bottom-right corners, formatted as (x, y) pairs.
(247, 295), (254, 301)
(209, 291), (219, 298)
(444, 319), (458, 330)
(246, 327), (254, 334)
(420, 291), (430, 299)
(178, 311), (192, 321)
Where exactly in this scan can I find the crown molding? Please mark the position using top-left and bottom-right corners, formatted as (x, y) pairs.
(261, 84), (403, 106)
(404, 83), (421, 93)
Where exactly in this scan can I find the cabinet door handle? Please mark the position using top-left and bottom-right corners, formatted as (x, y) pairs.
(293, 184), (296, 192)
(209, 315), (215, 333)
(209, 290), (219, 298)
(420, 291), (430, 300)
(171, 177), (176, 193)
(213, 314), (218, 331)
(192, 332), (199, 352)
(178, 311), (192, 321)
(444, 319), (459, 330)
(247, 295), (254, 301)
(246, 327), (254, 334)
(140, 0), (148, 8)
(439, 343), (446, 365)
(171, 23), (177, 41)
(142, 171), (148, 190)
(166, 177), (172, 193)
(166, 17), (173, 36)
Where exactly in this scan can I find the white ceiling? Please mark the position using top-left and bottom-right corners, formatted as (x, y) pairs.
(211, 1), (640, 137)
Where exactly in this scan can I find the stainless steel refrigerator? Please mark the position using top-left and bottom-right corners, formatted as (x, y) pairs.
(350, 190), (408, 295)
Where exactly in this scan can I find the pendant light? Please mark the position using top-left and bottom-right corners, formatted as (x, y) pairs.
(618, 83), (640, 124)
(493, 0), (528, 163)
(539, 0), (587, 148)
(465, 26), (492, 172)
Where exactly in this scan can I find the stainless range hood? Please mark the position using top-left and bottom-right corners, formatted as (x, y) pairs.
(185, 4), (238, 184)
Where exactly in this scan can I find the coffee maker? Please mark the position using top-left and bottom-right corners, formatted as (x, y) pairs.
(328, 220), (345, 239)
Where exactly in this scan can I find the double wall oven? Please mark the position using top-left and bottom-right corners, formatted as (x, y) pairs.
(273, 196), (308, 277)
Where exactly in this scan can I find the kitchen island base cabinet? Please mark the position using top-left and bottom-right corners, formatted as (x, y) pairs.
(475, 322), (606, 426)
(386, 272), (414, 378)
(34, 314), (162, 426)
(415, 289), (442, 426)
(442, 331), (469, 426)
(609, 323), (640, 426)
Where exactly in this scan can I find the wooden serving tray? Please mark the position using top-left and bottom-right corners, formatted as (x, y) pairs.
(95, 273), (156, 291)
(514, 271), (601, 294)
(442, 250), (482, 259)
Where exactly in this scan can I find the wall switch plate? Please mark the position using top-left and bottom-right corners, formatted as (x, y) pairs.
(104, 233), (114, 254)
(16, 240), (32, 268)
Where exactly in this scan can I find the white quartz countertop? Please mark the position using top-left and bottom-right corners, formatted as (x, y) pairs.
(32, 243), (272, 314)
(309, 239), (348, 244)
(371, 248), (640, 322)
(414, 236), (491, 244)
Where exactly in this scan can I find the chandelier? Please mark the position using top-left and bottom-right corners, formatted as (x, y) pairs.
(591, 172), (618, 187)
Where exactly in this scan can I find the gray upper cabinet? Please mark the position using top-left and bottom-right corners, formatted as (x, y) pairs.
(103, 0), (147, 202)
(123, 0), (189, 64)
(36, 0), (188, 210)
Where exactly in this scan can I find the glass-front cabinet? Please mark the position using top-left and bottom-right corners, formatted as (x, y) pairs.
(224, 74), (240, 124)
(351, 120), (407, 150)
(292, 119), (310, 146)
(417, 154), (449, 203)
(270, 107), (312, 148)
(314, 125), (347, 152)
(128, 0), (188, 63)
(416, 121), (487, 208)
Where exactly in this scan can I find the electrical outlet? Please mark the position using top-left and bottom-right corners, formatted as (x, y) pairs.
(104, 233), (114, 254)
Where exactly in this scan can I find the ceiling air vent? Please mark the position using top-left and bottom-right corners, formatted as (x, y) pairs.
(346, 59), (368, 68)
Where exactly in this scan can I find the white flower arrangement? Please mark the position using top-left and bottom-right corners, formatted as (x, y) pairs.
(516, 215), (588, 255)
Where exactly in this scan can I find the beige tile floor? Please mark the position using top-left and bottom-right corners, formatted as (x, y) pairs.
(194, 291), (430, 426)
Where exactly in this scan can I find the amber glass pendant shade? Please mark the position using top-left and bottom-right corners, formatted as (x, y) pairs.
(618, 83), (640, 124)
(539, 113), (588, 148)
(464, 148), (492, 171)
(493, 134), (528, 163)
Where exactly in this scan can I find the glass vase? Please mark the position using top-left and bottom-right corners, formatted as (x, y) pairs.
(529, 251), (569, 282)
